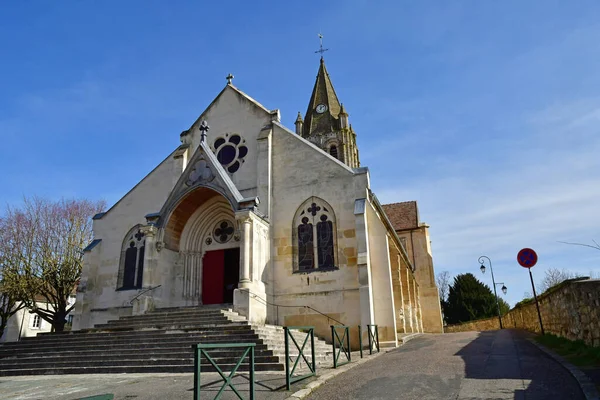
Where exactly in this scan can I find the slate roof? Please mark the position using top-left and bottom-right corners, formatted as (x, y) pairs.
(302, 58), (342, 137)
(381, 201), (419, 231)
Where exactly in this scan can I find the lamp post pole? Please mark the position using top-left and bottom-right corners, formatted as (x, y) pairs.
(478, 255), (504, 329)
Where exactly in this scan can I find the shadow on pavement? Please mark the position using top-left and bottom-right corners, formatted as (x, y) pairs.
(454, 329), (585, 400)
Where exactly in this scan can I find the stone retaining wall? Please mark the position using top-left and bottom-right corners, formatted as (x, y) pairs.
(444, 278), (600, 347)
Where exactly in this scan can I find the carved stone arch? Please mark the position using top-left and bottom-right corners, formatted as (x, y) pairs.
(175, 193), (238, 301)
(292, 196), (338, 272)
(117, 224), (146, 290)
(180, 196), (237, 254)
(162, 186), (238, 251)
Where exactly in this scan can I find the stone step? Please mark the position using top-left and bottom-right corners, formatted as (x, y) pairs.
(0, 354), (283, 368)
(32, 326), (253, 340)
(1, 346), (275, 358)
(0, 348), (278, 363)
(108, 311), (230, 321)
(5, 331), (261, 345)
(80, 322), (249, 333)
(99, 317), (234, 327)
(0, 363), (283, 377)
(0, 347), (276, 362)
(16, 330), (256, 346)
(107, 315), (230, 323)
(92, 321), (241, 330)
(0, 305), (333, 376)
(0, 338), (266, 356)
(150, 304), (233, 313)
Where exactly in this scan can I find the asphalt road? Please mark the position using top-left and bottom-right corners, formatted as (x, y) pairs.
(306, 329), (585, 400)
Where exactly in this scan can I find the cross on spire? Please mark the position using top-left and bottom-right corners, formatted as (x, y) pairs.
(226, 73), (234, 84)
(315, 33), (329, 58)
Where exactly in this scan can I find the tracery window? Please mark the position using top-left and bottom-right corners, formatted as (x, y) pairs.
(117, 225), (146, 290)
(293, 197), (337, 272)
(213, 134), (248, 173)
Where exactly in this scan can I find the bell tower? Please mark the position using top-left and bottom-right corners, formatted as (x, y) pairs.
(298, 38), (359, 168)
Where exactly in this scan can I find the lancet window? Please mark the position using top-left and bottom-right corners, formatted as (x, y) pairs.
(329, 145), (338, 159)
(117, 225), (146, 290)
(293, 197), (337, 272)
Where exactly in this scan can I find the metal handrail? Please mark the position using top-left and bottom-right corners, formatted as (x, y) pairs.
(129, 284), (162, 305)
(243, 290), (344, 326)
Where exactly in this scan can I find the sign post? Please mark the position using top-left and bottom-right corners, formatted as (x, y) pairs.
(517, 248), (544, 335)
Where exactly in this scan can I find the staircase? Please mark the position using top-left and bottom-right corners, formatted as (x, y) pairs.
(0, 305), (331, 376)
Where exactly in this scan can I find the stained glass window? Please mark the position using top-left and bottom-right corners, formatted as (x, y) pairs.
(118, 227), (146, 290)
(317, 215), (335, 268)
(294, 198), (337, 272)
(298, 217), (314, 270)
(213, 135), (248, 174)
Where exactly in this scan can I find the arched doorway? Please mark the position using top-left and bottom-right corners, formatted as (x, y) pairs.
(165, 188), (240, 305)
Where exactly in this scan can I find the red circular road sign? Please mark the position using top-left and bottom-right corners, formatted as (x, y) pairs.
(517, 248), (538, 268)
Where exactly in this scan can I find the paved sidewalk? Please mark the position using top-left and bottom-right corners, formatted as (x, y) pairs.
(306, 329), (586, 400)
(0, 347), (390, 400)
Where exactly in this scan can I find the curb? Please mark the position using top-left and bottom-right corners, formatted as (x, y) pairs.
(528, 338), (600, 400)
(399, 333), (422, 345)
(284, 348), (391, 399)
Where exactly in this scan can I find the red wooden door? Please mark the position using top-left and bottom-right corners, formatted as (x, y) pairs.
(202, 250), (225, 305)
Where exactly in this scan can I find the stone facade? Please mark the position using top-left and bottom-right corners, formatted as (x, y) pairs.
(445, 278), (600, 347)
(381, 202), (444, 333)
(73, 61), (442, 349)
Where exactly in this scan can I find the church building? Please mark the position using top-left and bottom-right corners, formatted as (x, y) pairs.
(73, 56), (443, 347)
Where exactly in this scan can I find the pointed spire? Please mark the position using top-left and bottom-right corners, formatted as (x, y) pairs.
(302, 58), (342, 137)
(295, 111), (303, 122)
(340, 103), (347, 115)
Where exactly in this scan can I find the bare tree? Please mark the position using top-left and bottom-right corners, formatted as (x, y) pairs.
(539, 267), (577, 293)
(436, 271), (451, 302)
(3, 197), (104, 332)
(0, 217), (28, 339)
(558, 240), (600, 251)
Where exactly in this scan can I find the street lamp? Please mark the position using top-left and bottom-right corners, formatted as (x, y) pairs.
(478, 255), (506, 329)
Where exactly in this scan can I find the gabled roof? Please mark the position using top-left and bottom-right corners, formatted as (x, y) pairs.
(381, 201), (419, 231)
(156, 139), (257, 228)
(185, 83), (276, 137)
(302, 58), (342, 137)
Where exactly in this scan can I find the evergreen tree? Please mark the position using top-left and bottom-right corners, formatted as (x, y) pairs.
(444, 273), (509, 324)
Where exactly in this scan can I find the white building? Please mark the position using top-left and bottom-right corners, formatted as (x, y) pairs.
(1, 295), (76, 342)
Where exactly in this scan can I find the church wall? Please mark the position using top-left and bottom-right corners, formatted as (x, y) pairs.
(365, 201), (398, 346)
(74, 152), (181, 330)
(389, 246), (406, 334)
(396, 227), (443, 333)
(268, 124), (369, 347)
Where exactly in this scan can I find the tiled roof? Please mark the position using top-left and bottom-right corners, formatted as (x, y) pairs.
(381, 201), (419, 231)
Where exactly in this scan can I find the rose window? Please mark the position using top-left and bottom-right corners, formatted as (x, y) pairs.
(213, 220), (235, 243)
(213, 134), (248, 173)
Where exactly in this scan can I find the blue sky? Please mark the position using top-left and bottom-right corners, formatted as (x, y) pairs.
(1, 1), (599, 306)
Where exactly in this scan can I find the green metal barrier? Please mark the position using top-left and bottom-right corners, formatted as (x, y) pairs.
(192, 342), (256, 400)
(367, 324), (380, 354)
(78, 395), (114, 400)
(330, 325), (351, 368)
(284, 326), (316, 391)
(358, 325), (363, 358)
